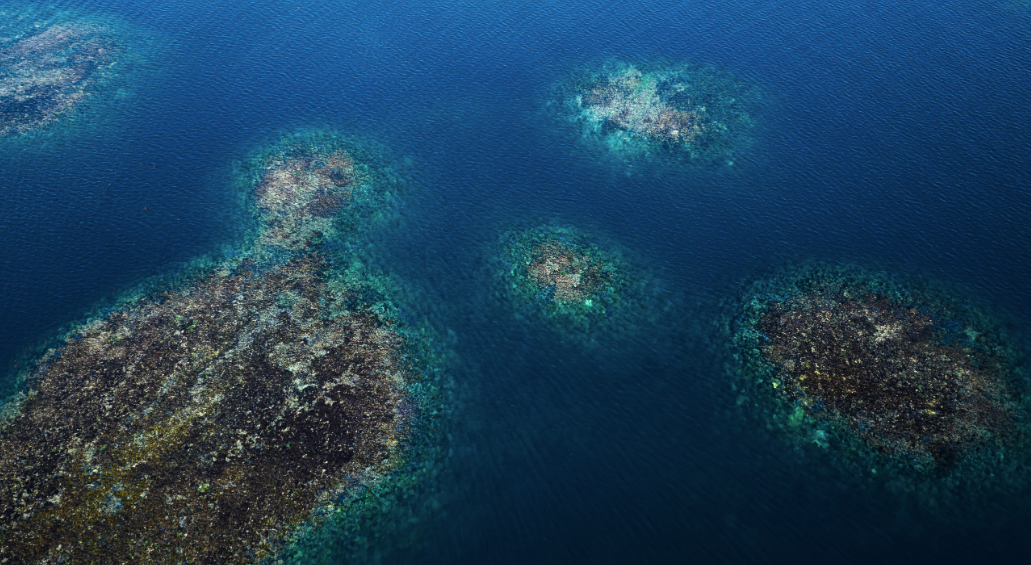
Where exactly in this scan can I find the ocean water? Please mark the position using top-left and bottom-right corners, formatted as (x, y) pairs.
(2, 0), (1031, 563)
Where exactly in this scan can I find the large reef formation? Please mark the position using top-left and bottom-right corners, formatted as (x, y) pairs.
(0, 131), (443, 563)
(0, 15), (123, 137)
(557, 60), (757, 167)
(727, 263), (1029, 494)
(0, 257), (410, 563)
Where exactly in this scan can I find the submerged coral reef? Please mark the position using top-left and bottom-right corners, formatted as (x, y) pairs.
(0, 14), (123, 137)
(0, 131), (448, 563)
(237, 130), (406, 254)
(0, 257), (412, 563)
(727, 263), (1029, 491)
(527, 237), (611, 304)
(493, 225), (655, 341)
(556, 60), (757, 167)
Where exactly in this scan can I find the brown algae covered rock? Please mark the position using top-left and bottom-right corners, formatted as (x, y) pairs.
(0, 133), (450, 562)
(0, 4), (146, 138)
(0, 257), (410, 563)
(725, 263), (1031, 498)
(551, 59), (759, 168)
(492, 224), (662, 344)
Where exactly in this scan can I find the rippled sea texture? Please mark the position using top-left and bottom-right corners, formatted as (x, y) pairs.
(2, 0), (1031, 563)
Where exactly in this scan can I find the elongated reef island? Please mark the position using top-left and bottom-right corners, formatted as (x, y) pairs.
(0, 131), (447, 563)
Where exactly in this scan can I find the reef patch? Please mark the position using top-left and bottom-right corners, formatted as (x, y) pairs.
(0, 130), (448, 563)
(492, 224), (661, 344)
(0, 7), (132, 137)
(553, 59), (758, 168)
(725, 263), (1030, 498)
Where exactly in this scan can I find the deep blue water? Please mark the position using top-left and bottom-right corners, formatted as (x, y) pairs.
(2, 0), (1031, 562)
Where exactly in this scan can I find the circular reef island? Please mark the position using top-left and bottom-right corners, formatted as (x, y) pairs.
(0, 5), (140, 138)
(553, 59), (758, 167)
(0, 131), (449, 563)
(725, 263), (1030, 499)
(493, 224), (656, 343)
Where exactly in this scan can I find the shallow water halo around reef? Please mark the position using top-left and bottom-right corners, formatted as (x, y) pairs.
(487, 221), (675, 350)
(0, 128), (454, 564)
(721, 261), (1031, 517)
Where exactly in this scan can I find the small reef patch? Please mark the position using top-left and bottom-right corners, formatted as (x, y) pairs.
(552, 59), (758, 168)
(492, 224), (659, 344)
(234, 129), (407, 255)
(0, 5), (143, 138)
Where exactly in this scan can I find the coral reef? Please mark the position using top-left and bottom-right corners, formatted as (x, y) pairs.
(727, 263), (1029, 489)
(236, 130), (405, 254)
(0, 257), (412, 563)
(527, 238), (611, 304)
(0, 132), (449, 563)
(0, 18), (121, 137)
(493, 225), (654, 340)
(556, 60), (757, 167)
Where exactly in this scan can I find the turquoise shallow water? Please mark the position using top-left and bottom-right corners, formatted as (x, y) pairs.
(2, 0), (1031, 563)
